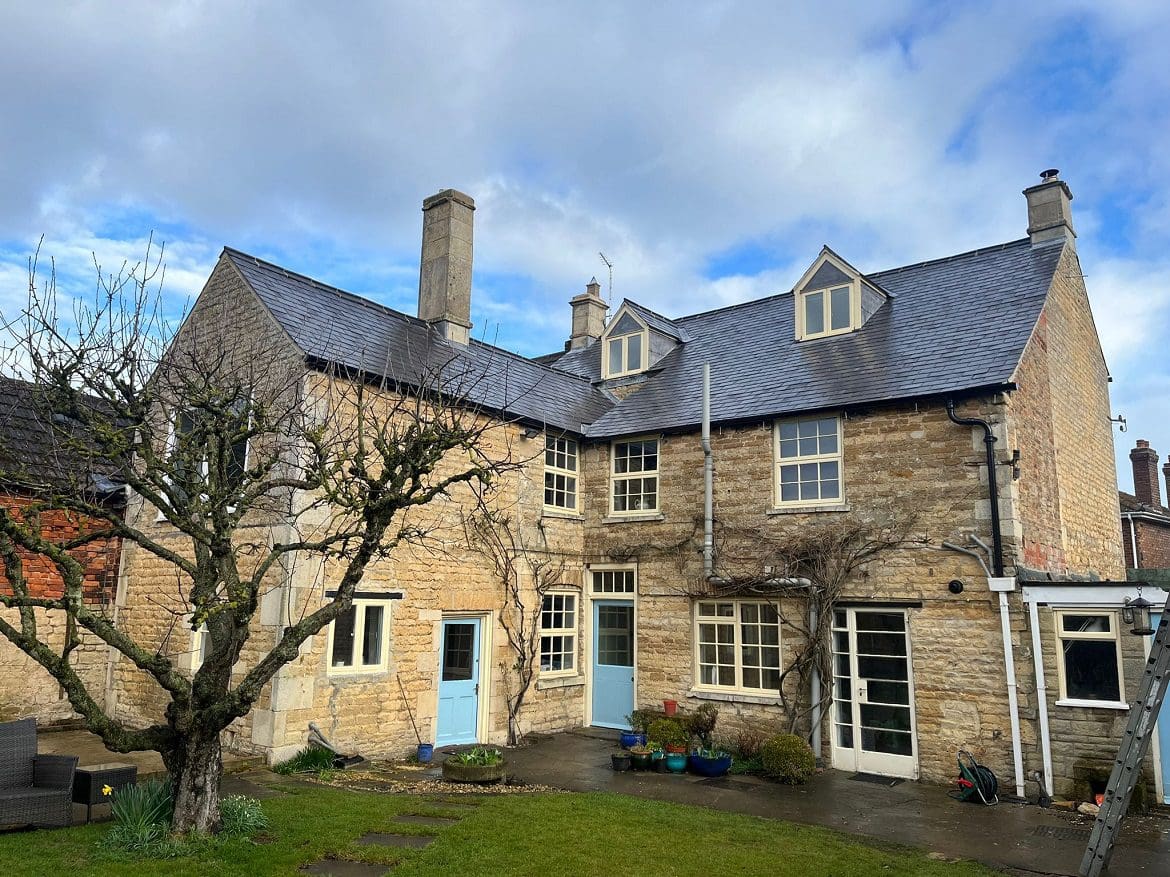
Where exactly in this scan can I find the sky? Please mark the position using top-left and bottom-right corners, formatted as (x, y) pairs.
(0, 1), (1167, 491)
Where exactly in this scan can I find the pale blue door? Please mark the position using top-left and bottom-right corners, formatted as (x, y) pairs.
(592, 600), (635, 729)
(1154, 612), (1170, 804)
(437, 618), (480, 746)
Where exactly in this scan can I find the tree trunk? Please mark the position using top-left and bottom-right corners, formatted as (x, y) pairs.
(166, 729), (223, 834)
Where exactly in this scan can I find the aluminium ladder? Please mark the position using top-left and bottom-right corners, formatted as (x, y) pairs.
(1079, 612), (1170, 876)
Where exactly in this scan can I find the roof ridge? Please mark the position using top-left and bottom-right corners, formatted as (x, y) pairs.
(624, 298), (681, 325)
(867, 237), (1034, 280)
(223, 247), (596, 387)
(676, 290), (791, 323)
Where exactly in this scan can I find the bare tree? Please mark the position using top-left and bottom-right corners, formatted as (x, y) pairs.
(703, 513), (920, 735)
(462, 488), (567, 746)
(0, 242), (515, 833)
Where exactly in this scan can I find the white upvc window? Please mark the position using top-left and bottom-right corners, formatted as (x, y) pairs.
(539, 591), (578, 676)
(544, 435), (580, 513)
(610, 438), (659, 515)
(602, 310), (648, 379)
(797, 283), (858, 340)
(590, 567), (636, 594)
(162, 404), (250, 516)
(694, 600), (782, 694)
(774, 415), (843, 507)
(327, 597), (392, 675)
(1055, 610), (1125, 706)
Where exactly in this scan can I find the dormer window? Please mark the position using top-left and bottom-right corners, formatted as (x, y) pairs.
(792, 247), (887, 342)
(602, 310), (648, 379)
(800, 284), (855, 339)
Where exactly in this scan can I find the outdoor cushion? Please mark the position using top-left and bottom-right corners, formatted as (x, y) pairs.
(0, 787), (65, 802)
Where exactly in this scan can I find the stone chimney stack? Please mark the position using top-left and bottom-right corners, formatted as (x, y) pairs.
(1163, 460), (1170, 509)
(568, 277), (608, 350)
(1130, 439), (1162, 507)
(418, 189), (475, 345)
(1023, 168), (1076, 248)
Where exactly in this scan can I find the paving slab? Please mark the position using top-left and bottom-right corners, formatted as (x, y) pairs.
(503, 730), (1170, 877)
(393, 814), (459, 827)
(355, 832), (434, 849)
(300, 858), (390, 876)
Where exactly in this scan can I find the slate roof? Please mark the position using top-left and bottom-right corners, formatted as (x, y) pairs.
(223, 249), (614, 433)
(563, 238), (1064, 438)
(625, 301), (688, 341)
(1119, 490), (1170, 521)
(0, 376), (124, 495)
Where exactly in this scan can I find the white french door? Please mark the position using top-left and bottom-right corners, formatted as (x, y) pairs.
(830, 607), (919, 779)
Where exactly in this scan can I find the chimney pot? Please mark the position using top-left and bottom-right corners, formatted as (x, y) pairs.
(1023, 170), (1076, 248)
(1130, 440), (1162, 507)
(418, 188), (475, 345)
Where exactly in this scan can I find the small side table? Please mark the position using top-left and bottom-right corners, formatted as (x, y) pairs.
(73, 762), (138, 823)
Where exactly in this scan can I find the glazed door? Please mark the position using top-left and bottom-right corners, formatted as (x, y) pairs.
(831, 608), (919, 779)
(591, 600), (635, 729)
(436, 618), (480, 746)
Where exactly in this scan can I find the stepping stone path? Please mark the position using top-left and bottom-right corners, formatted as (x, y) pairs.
(302, 808), (467, 874)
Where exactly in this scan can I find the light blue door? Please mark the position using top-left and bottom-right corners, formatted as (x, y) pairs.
(1154, 612), (1170, 804)
(437, 618), (480, 746)
(592, 600), (635, 729)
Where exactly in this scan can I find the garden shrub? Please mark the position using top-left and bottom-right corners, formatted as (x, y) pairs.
(219, 795), (269, 836)
(760, 734), (815, 784)
(273, 744), (336, 775)
(685, 703), (719, 749)
(647, 717), (688, 749)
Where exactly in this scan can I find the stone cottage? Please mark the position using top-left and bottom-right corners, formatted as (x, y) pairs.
(0, 376), (124, 723)
(108, 172), (1149, 802)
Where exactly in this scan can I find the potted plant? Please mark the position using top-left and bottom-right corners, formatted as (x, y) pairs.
(611, 751), (632, 772)
(628, 744), (654, 770)
(442, 746), (506, 784)
(689, 747), (734, 777)
(664, 751), (688, 773)
(621, 709), (652, 749)
(684, 703), (732, 776)
(651, 745), (668, 773)
(648, 717), (689, 754)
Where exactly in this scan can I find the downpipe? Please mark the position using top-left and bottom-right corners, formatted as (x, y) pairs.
(702, 363), (714, 579)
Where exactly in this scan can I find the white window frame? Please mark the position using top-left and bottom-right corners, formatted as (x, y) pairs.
(543, 434), (580, 514)
(160, 404), (251, 517)
(692, 599), (783, 695)
(609, 436), (659, 516)
(600, 307), (649, 379)
(538, 590), (579, 677)
(189, 621), (209, 673)
(773, 415), (843, 508)
(326, 597), (392, 676)
(1054, 609), (1126, 707)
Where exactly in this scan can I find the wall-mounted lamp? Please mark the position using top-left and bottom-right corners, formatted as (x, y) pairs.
(1123, 585), (1155, 636)
(522, 427), (541, 440)
(948, 579), (964, 594)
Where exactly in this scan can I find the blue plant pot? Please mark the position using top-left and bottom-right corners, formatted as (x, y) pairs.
(619, 731), (646, 750)
(688, 753), (733, 777)
(665, 752), (688, 773)
(417, 743), (434, 764)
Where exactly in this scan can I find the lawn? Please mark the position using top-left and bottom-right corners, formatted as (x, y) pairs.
(0, 785), (1001, 877)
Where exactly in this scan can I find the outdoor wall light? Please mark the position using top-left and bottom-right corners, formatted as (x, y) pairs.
(521, 427), (541, 440)
(948, 579), (964, 594)
(1122, 586), (1155, 637)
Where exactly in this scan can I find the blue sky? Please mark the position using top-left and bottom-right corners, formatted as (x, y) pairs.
(1, 1), (1167, 490)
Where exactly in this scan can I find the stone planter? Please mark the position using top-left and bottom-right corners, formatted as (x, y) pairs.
(442, 758), (507, 784)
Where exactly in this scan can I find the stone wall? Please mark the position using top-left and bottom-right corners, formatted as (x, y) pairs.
(1, 491), (121, 723)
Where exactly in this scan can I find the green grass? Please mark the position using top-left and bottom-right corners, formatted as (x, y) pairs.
(0, 785), (1000, 876)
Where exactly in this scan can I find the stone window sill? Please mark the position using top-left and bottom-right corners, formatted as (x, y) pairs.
(686, 688), (783, 706)
(541, 510), (584, 523)
(1055, 698), (1129, 711)
(767, 504), (850, 516)
(536, 674), (586, 691)
(602, 514), (665, 524)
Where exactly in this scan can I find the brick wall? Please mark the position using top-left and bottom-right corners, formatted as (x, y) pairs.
(1124, 515), (1170, 569)
(1, 490), (121, 722)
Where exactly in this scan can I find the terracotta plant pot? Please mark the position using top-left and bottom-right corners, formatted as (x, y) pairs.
(663, 699), (678, 717)
(665, 743), (687, 755)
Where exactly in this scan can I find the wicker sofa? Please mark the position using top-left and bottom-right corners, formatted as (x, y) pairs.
(0, 718), (78, 828)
